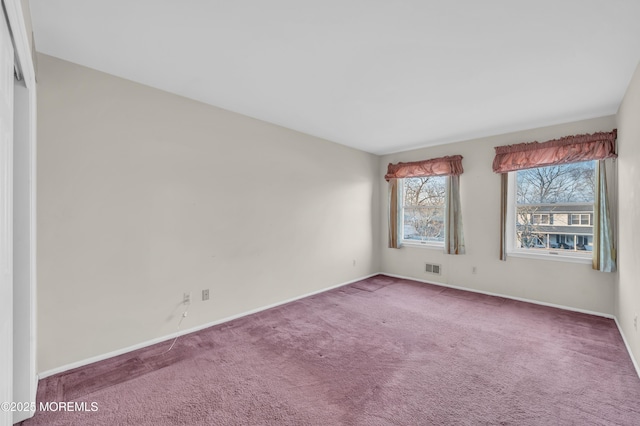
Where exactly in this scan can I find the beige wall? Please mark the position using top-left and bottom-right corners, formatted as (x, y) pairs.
(616, 61), (640, 368)
(37, 50), (634, 374)
(37, 54), (380, 373)
(379, 116), (617, 314)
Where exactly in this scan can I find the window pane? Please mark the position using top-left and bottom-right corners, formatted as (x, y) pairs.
(402, 176), (446, 243)
(515, 161), (595, 253)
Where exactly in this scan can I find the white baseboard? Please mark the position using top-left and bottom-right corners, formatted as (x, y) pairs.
(38, 273), (378, 379)
(381, 272), (614, 319)
(38, 272), (640, 381)
(613, 317), (640, 379)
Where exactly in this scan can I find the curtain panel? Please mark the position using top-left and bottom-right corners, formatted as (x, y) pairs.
(499, 173), (508, 261)
(593, 161), (616, 272)
(445, 175), (465, 255)
(492, 130), (617, 173)
(388, 179), (400, 249)
(386, 155), (465, 254)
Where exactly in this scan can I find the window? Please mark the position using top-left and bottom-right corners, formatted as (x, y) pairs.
(400, 176), (446, 245)
(532, 214), (550, 225)
(512, 160), (595, 256)
(570, 214), (591, 226)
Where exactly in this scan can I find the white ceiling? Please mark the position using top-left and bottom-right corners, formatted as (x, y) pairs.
(29, 0), (640, 155)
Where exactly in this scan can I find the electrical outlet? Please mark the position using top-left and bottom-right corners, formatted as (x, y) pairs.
(183, 292), (191, 305)
(634, 314), (638, 331)
(202, 289), (210, 301)
(472, 266), (477, 274)
(352, 259), (356, 267)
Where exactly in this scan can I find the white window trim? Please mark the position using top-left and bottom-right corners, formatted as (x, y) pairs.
(401, 240), (445, 249)
(506, 172), (592, 264)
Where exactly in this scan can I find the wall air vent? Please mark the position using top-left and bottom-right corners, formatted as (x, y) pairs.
(425, 263), (441, 275)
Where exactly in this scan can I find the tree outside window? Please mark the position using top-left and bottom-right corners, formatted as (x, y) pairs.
(515, 161), (595, 252)
(401, 176), (446, 243)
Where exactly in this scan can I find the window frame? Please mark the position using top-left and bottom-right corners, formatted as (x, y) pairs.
(570, 213), (591, 226)
(531, 214), (550, 225)
(399, 176), (447, 249)
(506, 169), (593, 264)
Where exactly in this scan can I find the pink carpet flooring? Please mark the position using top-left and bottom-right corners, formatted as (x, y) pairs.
(21, 275), (640, 425)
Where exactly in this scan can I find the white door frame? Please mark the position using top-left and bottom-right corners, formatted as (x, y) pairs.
(2, 0), (37, 423)
(0, 4), (15, 424)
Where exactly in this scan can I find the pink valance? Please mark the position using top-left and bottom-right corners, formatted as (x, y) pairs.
(492, 130), (617, 173)
(385, 155), (463, 181)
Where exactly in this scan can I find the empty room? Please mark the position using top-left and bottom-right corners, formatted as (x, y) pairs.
(2, 0), (640, 424)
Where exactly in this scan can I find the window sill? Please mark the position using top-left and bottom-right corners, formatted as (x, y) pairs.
(507, 250), (592, 265)
(401, 241), (444, 250)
